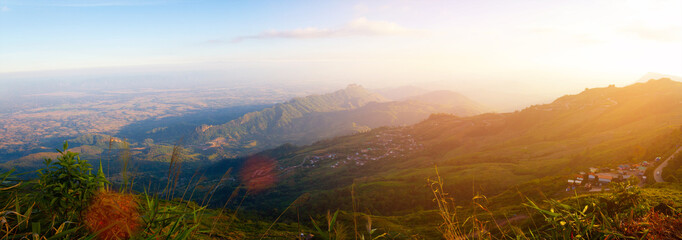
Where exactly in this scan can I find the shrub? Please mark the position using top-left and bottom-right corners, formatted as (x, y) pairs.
(34, 141), (108, 221)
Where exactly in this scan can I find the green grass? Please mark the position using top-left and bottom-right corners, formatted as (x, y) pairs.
(3, 141), (682, 239)
(0, 143), (308, 239)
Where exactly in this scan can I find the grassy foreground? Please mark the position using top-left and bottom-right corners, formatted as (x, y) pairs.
(0, 142), (307, 239)
(1, 143), (681, 239)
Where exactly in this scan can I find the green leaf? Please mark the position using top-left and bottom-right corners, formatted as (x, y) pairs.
(32, 222), (41, 235)
(46, 226), (81, 240)
(310, 217), (329, 240)
(165, 216), (184, 240)
(329, 210), (339, 232)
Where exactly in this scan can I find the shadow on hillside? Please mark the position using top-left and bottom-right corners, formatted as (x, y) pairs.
(117, 104), (272, 143)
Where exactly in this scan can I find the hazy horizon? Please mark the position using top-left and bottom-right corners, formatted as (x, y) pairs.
(0, 63), (677, 111)
(2, 0), (682, 110)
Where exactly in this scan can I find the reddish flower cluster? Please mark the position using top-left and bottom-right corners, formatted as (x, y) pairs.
(83, 190), (141, 240)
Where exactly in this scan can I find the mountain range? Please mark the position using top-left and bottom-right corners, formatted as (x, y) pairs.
(2, 78), (681, 238)
(637, 72), (682, 83)
(188, 84), (486, 158)
(204, 78), (682, 218)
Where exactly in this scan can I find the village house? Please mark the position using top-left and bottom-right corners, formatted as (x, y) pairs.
(596, 173), (619, 183)
(568, 157), (654, 191)
(568, 179), (582, 184)
(575, 174), (584, 181)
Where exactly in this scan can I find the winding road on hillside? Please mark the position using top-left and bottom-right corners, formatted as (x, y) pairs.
(654, 146), (682, 183)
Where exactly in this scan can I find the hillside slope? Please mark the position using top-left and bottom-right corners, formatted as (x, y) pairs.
(189, 85), (485, 158)
(205, 78), (682, 216)
(189, 84), (386, 155)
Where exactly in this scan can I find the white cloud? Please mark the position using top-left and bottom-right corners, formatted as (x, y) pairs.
(228, 17), (420, 43)
(1, 6), (10, 12)
(621, 25), (682, 42)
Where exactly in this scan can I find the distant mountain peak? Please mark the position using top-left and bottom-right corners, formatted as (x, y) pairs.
(340, 84), (376, 97)
(189, 85), (388, 156)
(637, 72), (682, 83)
(346, 83), (364, 89)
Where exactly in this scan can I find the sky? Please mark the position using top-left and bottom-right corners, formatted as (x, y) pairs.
(1, 0), (681, 110)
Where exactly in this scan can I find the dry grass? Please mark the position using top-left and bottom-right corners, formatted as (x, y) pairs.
(619, 209), (682, 239)
(429, 167), (466, 240)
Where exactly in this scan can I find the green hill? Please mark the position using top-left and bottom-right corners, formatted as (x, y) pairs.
(189, 84), (386, 156)
(189, 85), (485, 158)
(205, 78), (682, 219)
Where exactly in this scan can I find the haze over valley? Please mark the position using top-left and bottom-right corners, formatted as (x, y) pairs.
(1, 0), (681, 239)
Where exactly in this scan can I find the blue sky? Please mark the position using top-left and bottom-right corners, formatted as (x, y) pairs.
(1, 0), (681, 109)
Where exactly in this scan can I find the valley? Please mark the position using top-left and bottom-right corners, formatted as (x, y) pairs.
(0, 79), (682, 239)
(0, 84), (487, 172)
(2, 78), (681, 239)
(2, 1), (681, 238)
(191, 79), (682, 228)
(0, 87), (296, 156)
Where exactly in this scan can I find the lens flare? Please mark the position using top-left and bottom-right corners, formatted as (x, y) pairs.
(239, 155), (277, 193)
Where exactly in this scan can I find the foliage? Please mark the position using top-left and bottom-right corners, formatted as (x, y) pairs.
(1, 167), (85, 239)
(34, 141), (108, 221)
(360, 215), (387, 240)
(618, 208), (682, 239)
(0, 142), (218, 239)
(138, 193), (204, 239)
(523, 182), (675, 239)
(310, 210), (344, 240)
(428, 167), (466, 240)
